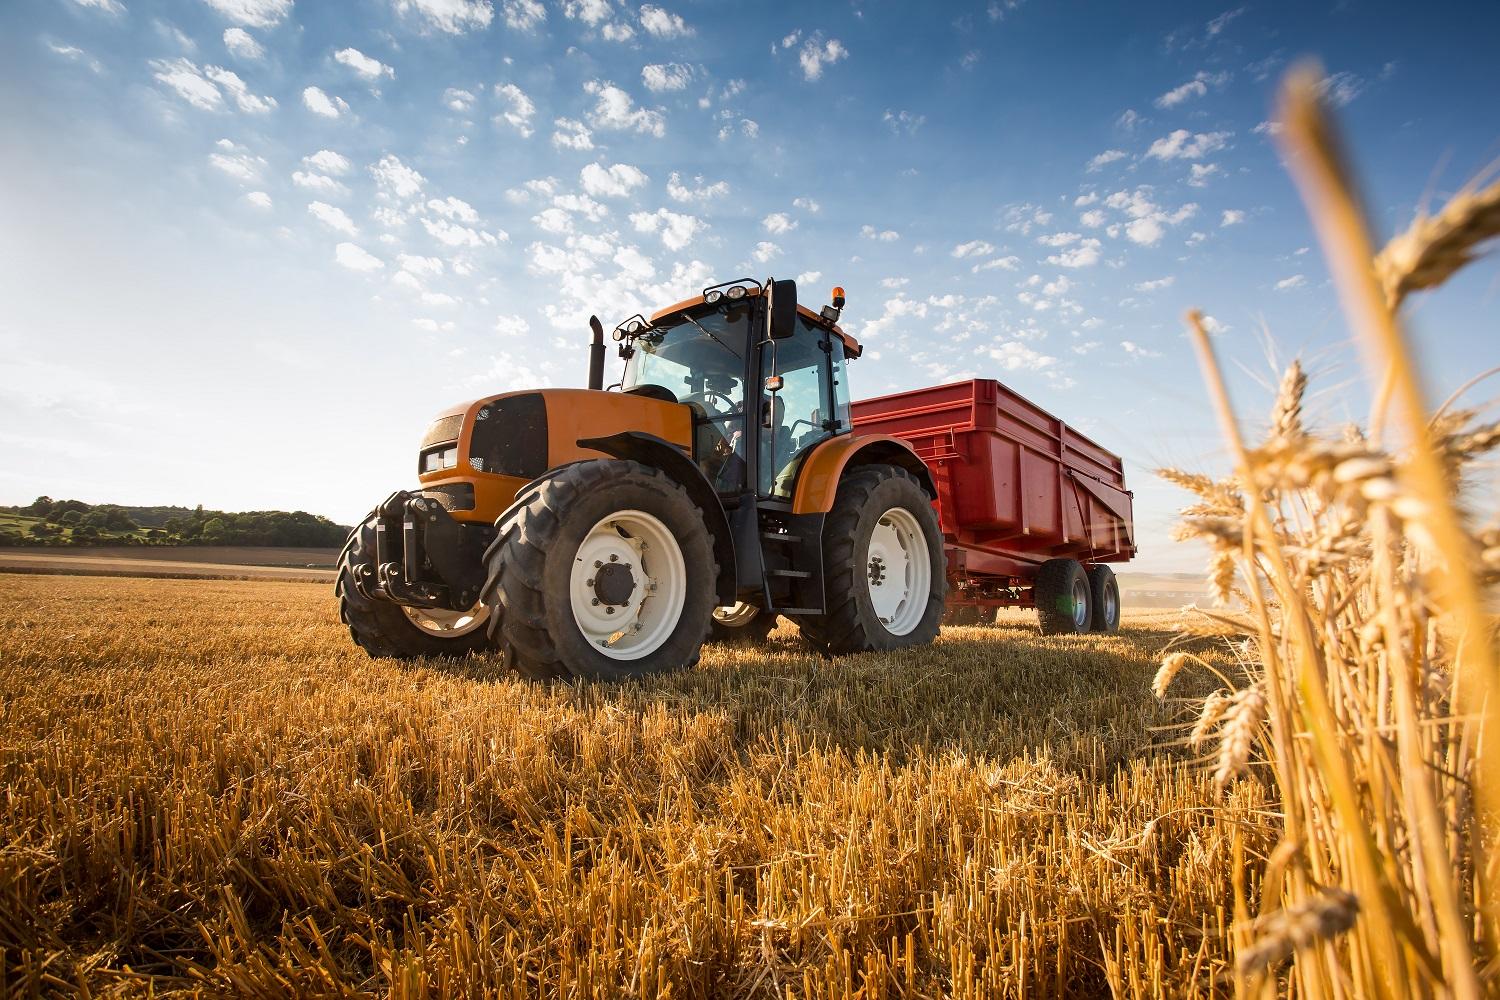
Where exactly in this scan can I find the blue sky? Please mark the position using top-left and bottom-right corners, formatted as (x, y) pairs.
(3, 0), (1497, 572)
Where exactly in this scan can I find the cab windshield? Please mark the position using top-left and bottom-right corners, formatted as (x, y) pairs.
(621, 302), (751, 416)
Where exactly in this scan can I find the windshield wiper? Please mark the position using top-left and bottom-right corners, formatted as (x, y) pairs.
(679, 312), (740, 359)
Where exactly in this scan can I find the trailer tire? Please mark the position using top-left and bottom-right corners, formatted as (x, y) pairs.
(1087, 564), (1121, 633)
(796, 464), (945, 654)
(1034, 558), (1092, 636)
(709, 603), (778, 644)
(482, 459), (718, 681)
(335, 512), (494, 660)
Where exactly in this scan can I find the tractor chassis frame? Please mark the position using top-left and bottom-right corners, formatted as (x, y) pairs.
(354, 490), (493, 613)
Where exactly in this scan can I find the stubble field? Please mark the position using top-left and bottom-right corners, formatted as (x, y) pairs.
(0, 572), (1268, 998)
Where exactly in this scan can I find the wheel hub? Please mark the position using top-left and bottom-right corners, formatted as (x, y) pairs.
(592, 562), (636, 606)
(868, 556), (887, 587)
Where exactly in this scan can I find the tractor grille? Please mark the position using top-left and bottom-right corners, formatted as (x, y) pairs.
(468, 393), (548, 479)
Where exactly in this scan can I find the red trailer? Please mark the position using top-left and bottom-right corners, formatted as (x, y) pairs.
(852, 379), (1136, 633)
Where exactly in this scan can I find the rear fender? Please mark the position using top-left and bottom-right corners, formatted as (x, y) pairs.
(575, 431), (737, 605)
(790, 434), (937, 514)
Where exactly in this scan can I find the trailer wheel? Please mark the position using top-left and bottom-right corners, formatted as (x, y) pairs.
(335, 511), (494, 660)
(1087, 564), (1121, 633)
(796, 464), (945, 654)
(709, 603), (778, 644)
(1034, 558), (1092, 636)
(482, 459), (718, 681)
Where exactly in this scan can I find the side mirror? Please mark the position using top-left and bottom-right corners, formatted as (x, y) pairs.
(767, 278), (798, 340)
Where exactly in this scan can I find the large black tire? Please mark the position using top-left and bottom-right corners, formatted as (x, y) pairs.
(708, 604), (778, 644)
(1034, 558), (1091, 636)
(335, 512), (494, 659)
(1087, 564), (1121, 633)
(481, 460), (718, 681)
(795, 465), (946, 655)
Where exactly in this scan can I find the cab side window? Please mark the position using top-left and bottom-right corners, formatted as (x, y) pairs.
(759, 319), (835, 497)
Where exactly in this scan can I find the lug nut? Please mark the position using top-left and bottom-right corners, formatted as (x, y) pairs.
(606, 606), (615, 614)
(609, 554), (618, 562)
(591, 598), (599, 606)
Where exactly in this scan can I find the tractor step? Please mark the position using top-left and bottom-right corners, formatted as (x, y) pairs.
(761, 532), (802, 544)
(768, 568), (811, 579)
(767, 607), (821, 616)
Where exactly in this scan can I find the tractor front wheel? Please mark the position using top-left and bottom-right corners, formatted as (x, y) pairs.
(482, 460), (718, 681)
(796, 464), (945, 654)
(335, 511), (494, 659)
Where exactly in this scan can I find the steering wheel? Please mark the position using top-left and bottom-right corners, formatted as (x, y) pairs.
(680, 388), (738, 416)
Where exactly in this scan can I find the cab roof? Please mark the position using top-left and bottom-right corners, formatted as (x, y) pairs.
(647, 286), (863, 359)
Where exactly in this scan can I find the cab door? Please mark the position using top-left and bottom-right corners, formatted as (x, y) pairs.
(757, 317), (851, 498)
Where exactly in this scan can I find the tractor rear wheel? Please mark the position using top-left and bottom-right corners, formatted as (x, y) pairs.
(335, 512), (494, 659)
(796, 464), (945, 654)
(1087, 564), (1121, 633)
(709, 603), (778, 644)
(1034, 558), (1091, 636)
(482, 460), (718, 681)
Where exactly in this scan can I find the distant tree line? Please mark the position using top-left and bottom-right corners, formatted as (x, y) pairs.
(0, 497), (350, 548)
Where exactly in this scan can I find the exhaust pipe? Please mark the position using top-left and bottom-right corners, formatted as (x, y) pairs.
(587, 315), (606, 390)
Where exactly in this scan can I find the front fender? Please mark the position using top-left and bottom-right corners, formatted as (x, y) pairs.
(790, 434), (937, 515)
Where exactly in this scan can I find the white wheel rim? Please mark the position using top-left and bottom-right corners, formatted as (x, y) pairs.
(713, 601), (759, 627)
(568, 509), (687, 661)
(865, 506), (930, 636)
(402, 603), (489, 638)
(1072, 577), (1091, 629)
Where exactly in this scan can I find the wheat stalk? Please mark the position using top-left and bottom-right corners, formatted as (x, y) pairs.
(1375, 178), (1500, 310)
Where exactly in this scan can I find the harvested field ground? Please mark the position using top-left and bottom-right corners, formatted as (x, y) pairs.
(0, 574), (1268, 997)
(0, 546), (338, 583)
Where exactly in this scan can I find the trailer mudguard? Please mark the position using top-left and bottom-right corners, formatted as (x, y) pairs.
(790, 434), (937, 515)
(575, 431), (738, 604)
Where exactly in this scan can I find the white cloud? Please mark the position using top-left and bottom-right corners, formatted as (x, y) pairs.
(1145, 129), (1230, 160)
(552, 118), (594, 150)
(421, 291), (458, 307)
(642, 63), (693, 92)
(399, 254), (444, 277)
(244, 190), (272, 208)
(422, 217), (502, 247)
(860, 225), (899, 242)
(392, 0), (496, 33)
(1188, 163), (1221, 187)
(1048, 238), (1102, 268)
(1003, 203), (1053, 235)
(302, 86), (349, 118)
(292, 171), (349, 196)
(335, 242), (384, 271)
(561, 0), (610, 24)
(301, 150), (349, 175)
(971, 256), (1020, 273)
(1036, 232), (1079, 247)
(1317, 71), (1365, 108)
(666, 172), (728, 202)
(1120, 340), (1161, 358)
(614, 246), (655, 280)
(1206, 7), (1245, 36)
(551, 193), (607, 221)
(639, 4), (692, 38)
(793, 197), (820, 213)
(799, 35), (848, 81)
(1075, 192), (1099, 207)
(1087, 149), (1127, 171)
(201, 0), (293, 28)
(796, 270), (823, 285)
(151, 58), (225, 111)
(583, 80), (665, 137)
(426, 196), (480, 222)
(1154, 70), (1228, 109)
(601, 22), (634, 41)
(208, 140), (265, 181)
(1253, 120), (1284, 137)
(444, 88), (476, 111)
(763, 212), (797, 235)
(502, 0), (545, 29)
(1275, 274), (1306, 290)
(308, 201), (357, 236)
(1116, 108), (1143, 131)
(1080, 209), (1106, 227)
(751, 241), (779, 263)
(951, 240), (996, 259)
(533, 207), (573, 234)
(880, 277), (909, 288)
(1125, 217), (1165, 246)
(203, 65), (277, 113)
(1135, 276), (1174, 291)
(67, 0), (126, 13)
(494, 83), (536, 137)
(580, 161), (648, 198)
(222, 28), (264, 60)
(629, 208), (705, 251)
(1221, 209), (1245, 227)
(986, 341), (1057, 372)
(46, 42), (104, 73)
(883, 110), (925, 135)
(334, 47), (394, 80)
(370, 154), (425, 200)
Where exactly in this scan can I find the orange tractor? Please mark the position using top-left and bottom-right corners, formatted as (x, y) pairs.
(337, 279), (949, 679)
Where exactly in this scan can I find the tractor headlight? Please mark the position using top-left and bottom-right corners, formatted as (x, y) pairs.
(420, 446), (458, 474)
(725, 284), (747, 301)
(704, 289), (723, 304)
